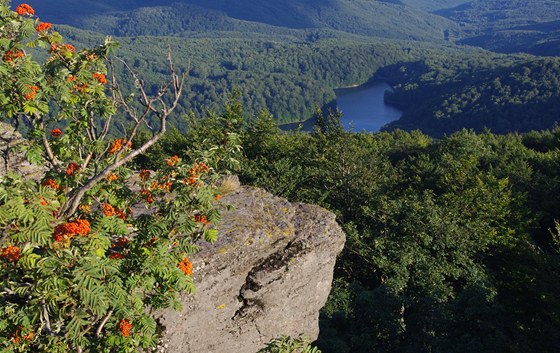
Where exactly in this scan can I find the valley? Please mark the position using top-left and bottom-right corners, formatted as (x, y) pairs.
(24, 0), (560, 133)
(2, 1), (560, 352)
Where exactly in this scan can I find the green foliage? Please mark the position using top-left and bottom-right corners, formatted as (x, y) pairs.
(240, 124), (560, 353)
(35, 11), (490, 126)
(26, 0), (458, 42)
(0, 2), (237, 351)
(381, 56), (560, 136)
(257, 335), (321, 353)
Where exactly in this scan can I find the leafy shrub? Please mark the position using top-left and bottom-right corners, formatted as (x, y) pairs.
(257, 335), (322, 353)
(0, 2), (238, 351)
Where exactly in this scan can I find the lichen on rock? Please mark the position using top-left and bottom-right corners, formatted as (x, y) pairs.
(155, 186), (346, 353)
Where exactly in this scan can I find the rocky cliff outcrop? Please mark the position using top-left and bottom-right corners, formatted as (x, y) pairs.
(155, 186), (345, 353)
(0, 123), (345, 353)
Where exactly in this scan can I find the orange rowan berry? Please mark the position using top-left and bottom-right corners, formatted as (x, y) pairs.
(49, 43), (75, 54)
(41, 178), (59, 190)
(116, 209), (126, 221)
(139, 169), (151, 181)
(23, 84), (39, 100)
(50, 128), (62, 137)
(75, 219), (91, 236)
(103, 203), (115, 217)
(66, 162), (80, 176)
(3, 49), (23, 62)
(118, 319), (133, 337)
(160, 181), (172, 192)
(15, 3), (34, 16)
(35, 22), (52, 32)
(108, 139), (130, 154)
(9, 328), (21, 344)
(140, 189), (154, 204)
(93, 72), (107, 85)
(1, 246), (21, 262)
(10, 327), (34, 342)
(108, 139), (122, 154)
(86, 52), (98, 61)
(178, 257), (193, 276)
(53, 219), (90, 242)
(194, 214), (209, 225)
(106, 173), (118, 182)
(166, 155), (179, 167)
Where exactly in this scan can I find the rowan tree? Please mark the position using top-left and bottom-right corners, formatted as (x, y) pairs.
(0, 2), (237, 351)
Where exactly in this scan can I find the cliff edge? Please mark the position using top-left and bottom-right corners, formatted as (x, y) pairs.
(0, 123), (345, 353)
(155, 185), (345, 353)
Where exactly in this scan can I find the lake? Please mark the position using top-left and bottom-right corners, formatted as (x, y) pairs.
(280, 81), (402, 132)
(335, 81), (402, 132)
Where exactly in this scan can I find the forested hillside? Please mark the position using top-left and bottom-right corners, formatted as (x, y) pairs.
(21, 0), (560, 131)
(380, 56), (560, 135)
(56, 25), (498, 127)
(439, 0), (560, 55)
(381, 0), (469, 11)
(27, 0), (458, 41)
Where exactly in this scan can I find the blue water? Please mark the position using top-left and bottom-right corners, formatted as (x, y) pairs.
(335, 81), (403, 132)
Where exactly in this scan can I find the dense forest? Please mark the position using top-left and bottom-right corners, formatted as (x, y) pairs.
(140, 106), (560, 352)
(23, 0), (560, 131)
(438, 0), (560, 56)
(56, 25), (495, 127)
(381, 56), (560, 135)
(27, 0), (458, 41)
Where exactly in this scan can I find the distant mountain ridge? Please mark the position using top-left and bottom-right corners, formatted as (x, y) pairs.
(27, 0), (459, 42)
(438, 0), (560, 55)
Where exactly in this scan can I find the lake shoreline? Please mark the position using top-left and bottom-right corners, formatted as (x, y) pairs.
(335, 81), (402, 132)
(280, 81), (402, 132)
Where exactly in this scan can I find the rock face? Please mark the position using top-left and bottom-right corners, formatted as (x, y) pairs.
(0, 122), (345, 352)
(155, 186), (345, 353)
(0, 123), (44, 179)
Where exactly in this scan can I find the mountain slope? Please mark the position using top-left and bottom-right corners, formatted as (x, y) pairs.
(438, 0), (560, 55)
(27, 0), (459, 42)
(383, 57), (560, 135)
(380, 0), (470, 12)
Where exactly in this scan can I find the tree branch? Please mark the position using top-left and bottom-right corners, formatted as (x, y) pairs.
(58, 54), (185, 218)
(96, 309), (113, 337)
(35, 113), (63, 173)
(42, 300), (54, 335)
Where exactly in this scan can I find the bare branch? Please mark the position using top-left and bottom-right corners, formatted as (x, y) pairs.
(42, 300), (54, 335)
(96, 309), (113, 337)
(58, 56), (186, 218)
(38, 123), (63, 173)
(82, 152), (94, 172)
